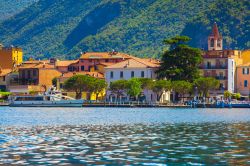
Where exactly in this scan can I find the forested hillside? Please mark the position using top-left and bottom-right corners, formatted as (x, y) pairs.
(0, 0), (37, 21)
(0, 0), (249, 59)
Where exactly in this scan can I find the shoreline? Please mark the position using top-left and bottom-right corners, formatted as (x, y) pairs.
(1, 102), (250, 108)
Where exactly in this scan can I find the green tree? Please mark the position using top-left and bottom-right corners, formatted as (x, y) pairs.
(152, 80), (172, 101)
(235, 93), (241, 100)
(172, 81), (192, 102)
(64, 75), (93, 99)
(52, 77), (57, 87)
(109, 80), (128, 101)
(232, 93), (241, 100)
(194, 77), (219, 98)
(91, 79), (107, 100)
(157, 36), (202, 82)
(126, 78), (142, 101)
(224, 91), (232, 100)
(138, 78), (154, 90)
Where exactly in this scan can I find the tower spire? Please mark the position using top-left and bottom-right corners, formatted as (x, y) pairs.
(211, 22), (220, 39)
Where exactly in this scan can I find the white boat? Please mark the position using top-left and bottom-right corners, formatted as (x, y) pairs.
(9, 87), (84, 107)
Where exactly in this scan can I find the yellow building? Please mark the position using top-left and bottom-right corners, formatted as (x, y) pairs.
(0, 46), (23, 69)
(242, 50), (250, 64)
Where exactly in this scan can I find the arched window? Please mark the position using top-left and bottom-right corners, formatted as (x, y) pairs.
(210, 38), (214, 47)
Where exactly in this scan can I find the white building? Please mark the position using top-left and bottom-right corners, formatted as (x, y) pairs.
(104, 57), (170, 103)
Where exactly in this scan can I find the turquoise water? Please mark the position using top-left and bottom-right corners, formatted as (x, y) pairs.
(0, 107), (249, 165)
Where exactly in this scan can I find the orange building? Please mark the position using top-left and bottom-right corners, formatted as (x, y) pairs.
(0, 69), (12, 91)
(55, 60), (79, 73)
(63, 52), (132, 74)
(8, 62), (61, 93)
(0, 45), (23, 69)
(236, 63), (250, 96)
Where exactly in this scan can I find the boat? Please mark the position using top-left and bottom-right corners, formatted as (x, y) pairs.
(9, 87), (84, 107)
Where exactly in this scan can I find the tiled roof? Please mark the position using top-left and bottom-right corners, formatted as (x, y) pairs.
(105, 57), (160, 69)
(22, 60), (50, 64)
(80, 52), (133, 59)
(60, 72), (104, 79)
(19, 63), (55, 69)
(0, 69), (12, 76)
(98, 62), (116, 66)
(210, 22), (222, 39)
(56, 60), (79, 67)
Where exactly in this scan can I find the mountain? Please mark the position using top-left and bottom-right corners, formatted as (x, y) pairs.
(0, 0), (37, 21)
(0, 0), (249, 60)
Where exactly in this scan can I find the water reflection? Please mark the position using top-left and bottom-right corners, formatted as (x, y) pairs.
(0, 123), (249, 165)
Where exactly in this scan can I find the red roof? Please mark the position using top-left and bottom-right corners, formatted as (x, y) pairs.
(210, 22), (222, 39)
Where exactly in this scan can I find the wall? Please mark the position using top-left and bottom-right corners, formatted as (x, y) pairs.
(242, 50), (250, 64)
(38, 69), (61, 89)
(105, 68), (157, 85)
(236, 66), (250, 96)
(77, 58), (124, 73)
(105, 67), (170, 102)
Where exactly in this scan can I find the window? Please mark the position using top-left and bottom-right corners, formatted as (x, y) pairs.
(141, 71), (145, 78)
(244, 80), (248, 87)
(81, 66), (85, 71)
(219, 72), (223, 77)
(81, 59), (84, 63)
(60, 83), (63, 89)
(22, 71), (25, 78)
(94, 65), (98, 70)
(33, 70), (37, 76)
(3, 76), (5, 82)
(219, 83), (224, 90)
(68, 66), (74, 72)
(242, 68), (249, 75)
(105, 59), (109, 62)
(210, 39), (214, 47)
(27, 70), (31, 79)
(207, 62), (211, 69)
(110, 71), (114, 79)
(120, 71), (123, 78)
(131, 71), (134, 78)
(217, 40), (221, 47)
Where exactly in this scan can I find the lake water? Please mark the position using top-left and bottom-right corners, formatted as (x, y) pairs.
(0, 107), (249, 165)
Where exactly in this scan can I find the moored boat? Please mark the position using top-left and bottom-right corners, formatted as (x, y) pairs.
(9, 87), (83, 107)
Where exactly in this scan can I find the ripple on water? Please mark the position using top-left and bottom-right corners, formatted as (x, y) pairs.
(0, 122), (249, 165)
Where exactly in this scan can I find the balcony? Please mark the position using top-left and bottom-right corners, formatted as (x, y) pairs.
(215, 76), (227, 80)
(203, 65), (227, 69)
(9, 78), (38, 86)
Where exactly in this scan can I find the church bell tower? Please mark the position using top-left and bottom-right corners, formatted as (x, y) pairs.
(208, 22), (223, 51)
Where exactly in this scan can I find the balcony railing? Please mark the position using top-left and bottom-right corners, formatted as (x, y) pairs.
(215, 76), (227, 80)
(202, 65), (227, 69)
(9, 79), (38, 86)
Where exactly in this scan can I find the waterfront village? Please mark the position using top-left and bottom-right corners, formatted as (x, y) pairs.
(0, 23), (249, 106)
